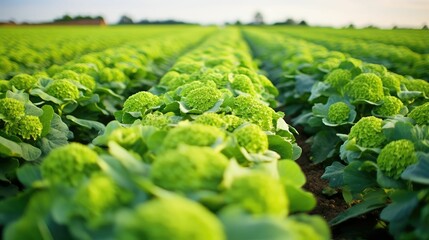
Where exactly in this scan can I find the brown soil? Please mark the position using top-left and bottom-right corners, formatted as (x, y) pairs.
(292, 124), (393, 240)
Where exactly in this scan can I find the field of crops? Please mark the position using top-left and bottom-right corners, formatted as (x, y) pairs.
(0, 25), (428, 240)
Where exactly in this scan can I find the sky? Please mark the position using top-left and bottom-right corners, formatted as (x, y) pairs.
(1, 0), (428, 28)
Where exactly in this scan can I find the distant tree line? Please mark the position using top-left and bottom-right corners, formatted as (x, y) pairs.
(117, 15), (196, 25)
(53, 15), (104, 23)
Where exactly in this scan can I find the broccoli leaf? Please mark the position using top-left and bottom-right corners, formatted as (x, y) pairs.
(321, 161), (345, 188)
(329, 190), (387, 226)
(401, 153), (429, 184)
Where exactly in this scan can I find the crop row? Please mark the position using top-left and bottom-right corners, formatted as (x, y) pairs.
(0, 26), (201, 78)
(272, 27), (429, 80)
(0, 28), (330, 240)
(0, 27), (213, 196)
(244, 28), (429, 239)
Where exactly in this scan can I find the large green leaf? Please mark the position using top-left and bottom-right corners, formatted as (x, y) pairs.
(268, 135), (293, 160)
(284, 184), (316, 212)
(380, 190), (419, 222)
(0, 136), (41, 161)
(310, 129), (340, 164)
(278, 160), (306, 187)
(401, 153), (429, 184)
(329, 190), (388, 226)
(66, 115), (105, 135)
(321, 161), (345, 188)
(343, 161), (378, 196)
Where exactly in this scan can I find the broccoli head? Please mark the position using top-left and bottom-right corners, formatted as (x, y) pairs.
(41, 143), (101, 187)
(183, 86), (222, 112)
(377, 140), (417, 179)
(122, 91), (161, 113)
(373, 96), (404, 117)
(345, 73), (384, 103)
(226, 172), (288, 216)
(327, 102), (351, 124)
(116, 197), (225, 240)
(46, 79), (80, 101)
(162, 123), (226, 149)
(141, 112), (171, 129)
(5, 115), (43, 140)
(234, 124), (268, 153)
(54, 70), (96, 91)
(381, 73), (402, 94)
(324, 69), (352, 94)
(171, 61), (204, 74)
(348, 116), (386, 148)
(195, 112), (227, 128)
(408, 102), (429, 125)
(230, 74), (257, 96)
(232, 95), (275, 131)
(151, 145), (229, 192)
(99, 68), (127, 83)
(73, 173), (132, 223)
(0, 98), (25, 121)
(179, 80), (217, 97)
(222, 114), (245, 132)
(200, 71), (227, 88)
(9, 74), (37, 91)
(159, 71), (192, 90)
(361, 63), (387, 77)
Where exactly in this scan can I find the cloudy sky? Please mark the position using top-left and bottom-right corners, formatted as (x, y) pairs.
(1, 0), (428, 28)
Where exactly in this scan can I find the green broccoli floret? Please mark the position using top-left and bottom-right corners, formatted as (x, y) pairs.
(109, 126), (142, 149)
(78, 55), (104, 70)
(162, 123), (225, 150)
(179, 80), (217, 97)
(73, 173), (132, 224)
(183, 86), (222, 112)
(401, 78), (429, 98)
(0, 98), (25, 121)
(324, 69), (352, 94)
(151, 145), (228, 192)
(233, 67), (262, 87)
(232, 95), (275, 131)
(53, 70), (96, 91)
(345, 73), (384, 103)
(408, 102), (429, 125)
(5, 115), (43, 140)
(373, 96), (404, 117)
(9, 74), (37, 91)
(381, 73), (402, 94)
(122, 91), (161, 113)
(327, 102), (351, 124)
(64, 63), (98, 78)
(99, 68), (127, 83)
(46, 79), (80, 101)
(234, 124), (268, 153)
(171, 61), (204, 74)
(226, 172), (288, 216)
(222, 115), (245, 132)
(41, 143), (101, 187)
(200, 71), (227, 88)
(230, 74), (257, 96)
(195, 112), (227, 128)
(116, 197), (225, 240)
(377, 140), (417, 179)
(258, 74), (279, 96)
(318, 58), (341, 71)
(348, 116), (386, 148)
(141, 112), (171, 129)
(361, 63), (387, 77)
(159, 71), (192, 90)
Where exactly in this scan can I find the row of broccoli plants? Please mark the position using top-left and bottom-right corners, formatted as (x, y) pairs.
(292, 27), (429, 54)
(273, 27), (429, 80)
(0, 26), (195, 79)
(0, 28), (214, 198)
(244, 28), (429, 239)
(0, 28), (330, 240)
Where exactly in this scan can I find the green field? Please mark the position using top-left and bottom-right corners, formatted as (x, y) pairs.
(1, 25), (428, 240)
